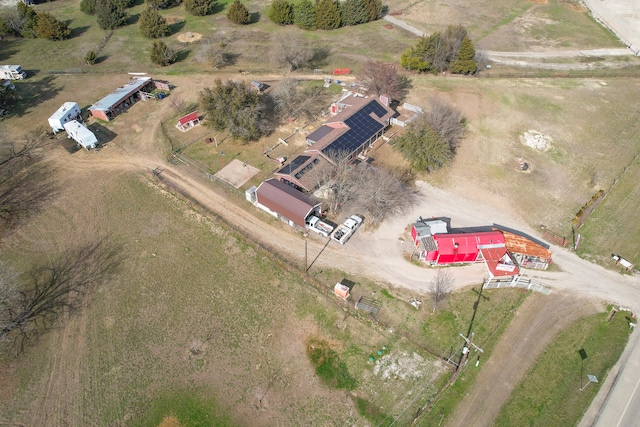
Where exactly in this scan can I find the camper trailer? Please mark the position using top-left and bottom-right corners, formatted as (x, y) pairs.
(49, 102), (82, 133)
(63, 120), (98, 150)
(0, 65), (27, 80)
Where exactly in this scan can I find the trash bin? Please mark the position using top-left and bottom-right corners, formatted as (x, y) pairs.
(156, 93), (165, 100)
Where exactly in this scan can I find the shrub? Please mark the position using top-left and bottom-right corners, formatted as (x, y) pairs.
(150, 39), (177, 66)
(85, 50), (98, 65)
(139, 7), (170, 39)
(184, 0), (217, 16)
(226, 0), (250, 25)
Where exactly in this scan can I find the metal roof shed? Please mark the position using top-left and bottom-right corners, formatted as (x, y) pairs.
(89, 77), (153, 121)
(255, 178), (321, 228)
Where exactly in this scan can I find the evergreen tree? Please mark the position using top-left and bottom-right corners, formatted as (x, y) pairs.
(184, 0), (217, 16)
(96, 0), (128, 31)
(139, 7), (170, 39)
(80, 0), (97, 15)
(341, 0), (367, 26)
(34, 12), (71, 40)
(268, 0), (293, 26)
(294, 0), (315, 30)
(150, 39), (177, 66)
(400, 35), (437, 73)
(17, 3), (38, 38)
(450, 36), (477, 75)
(315, 0), (341, 30)
(363, 0), (382, 21)
(392, 119), (452, 172)
(226, 0), (250, 25)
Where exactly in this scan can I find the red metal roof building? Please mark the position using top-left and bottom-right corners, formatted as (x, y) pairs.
(176, 111), (200, 132)
(254, 178), (321, 229)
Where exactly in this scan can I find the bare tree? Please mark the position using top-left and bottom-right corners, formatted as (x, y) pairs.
(474, 49), (490, 72)
(425, 98), (466, 151)
(270, 30), (313, 72)
(354, 163), (417, 225)
(430, 269), (453, 312)
(358, 60), (412, 102)
(272, 78), (329, 121)
(0, 241), (121, 353)
(0, 129), (57, 233)
(168, 94), (187, 114)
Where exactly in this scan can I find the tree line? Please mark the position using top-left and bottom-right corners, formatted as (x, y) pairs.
(268, 0), (383, 30)
(0, 2), (69, 40)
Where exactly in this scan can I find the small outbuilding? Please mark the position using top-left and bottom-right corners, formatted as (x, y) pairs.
(176, 111), (200, 132)
(253, 178), (321, 229)
(63, 120), (98, 150)
(49, 102), (82, 133)
(89, 77), (155, 121)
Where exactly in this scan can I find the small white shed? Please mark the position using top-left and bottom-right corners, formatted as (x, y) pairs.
(63, 120), (98, 150)
(49, 102), (81, 133)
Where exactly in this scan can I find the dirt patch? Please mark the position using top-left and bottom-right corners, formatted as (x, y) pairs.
(446, 292), (602, 426)
(213, 158), (260, 188)
(177, 32), (203, 44)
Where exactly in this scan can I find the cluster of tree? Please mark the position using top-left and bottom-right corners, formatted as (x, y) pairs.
(268, 0), (383, 30)
(401, 25), (478, 75)
(392, 98), (465, 172)
(0, 86), (18, 119)
(357, 60), (412, 102)
(198, 79), (268, 142)
(0, 3), (69, 40)
(226, 0), (250, 25)
(308, 151), (417, 225)
(80, 0), (130, 31)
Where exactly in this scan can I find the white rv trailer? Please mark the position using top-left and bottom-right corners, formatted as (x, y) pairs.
(49, 102), (82, 133)
(0, 65), (27, 80)
(63, 120), (98, 150)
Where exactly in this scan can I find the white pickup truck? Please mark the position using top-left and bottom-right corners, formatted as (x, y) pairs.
(305, 215), (334, 237)
(332, 215), (363, 244)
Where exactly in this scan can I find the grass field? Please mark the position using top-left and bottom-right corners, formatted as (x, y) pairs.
(494, 308), (633, 426)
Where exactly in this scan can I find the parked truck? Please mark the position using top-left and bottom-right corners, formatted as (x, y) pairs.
(332, 215), (363, 244)
(305, 215), (334, 237)
(0, 65), (27, 80)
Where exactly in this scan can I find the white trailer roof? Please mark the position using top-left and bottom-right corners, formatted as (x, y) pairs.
(63, 120), (98, 149)
(49, 102), (80, 121)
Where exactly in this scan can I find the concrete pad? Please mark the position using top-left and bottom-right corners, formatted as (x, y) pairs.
(583, 0), (640, 54)
(213, 158), (259, 188)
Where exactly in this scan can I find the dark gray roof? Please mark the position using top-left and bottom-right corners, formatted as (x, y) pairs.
(307, 125), (333, 144)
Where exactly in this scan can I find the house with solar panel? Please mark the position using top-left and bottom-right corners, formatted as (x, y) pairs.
(274, 94), (395, 192)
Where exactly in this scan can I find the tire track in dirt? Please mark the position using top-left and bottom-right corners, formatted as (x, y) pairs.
(445, 291), (602, 427)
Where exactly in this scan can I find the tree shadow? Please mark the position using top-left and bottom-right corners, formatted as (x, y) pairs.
(95, 54), (110, 64)
(127, 13), (140, 25)
(175, 48), (191, 63)
(308, 46), (332, 69)
(69, 25), (91, 39)
(0, 38), (20, 62)
(11, 75), (62, 117)
(250, 12), (261, 24)
(170, 20), (186, 35)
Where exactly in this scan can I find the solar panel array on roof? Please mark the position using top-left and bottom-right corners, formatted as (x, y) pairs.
(322, 100), (388, 157)
(277, 155), (310, 175)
